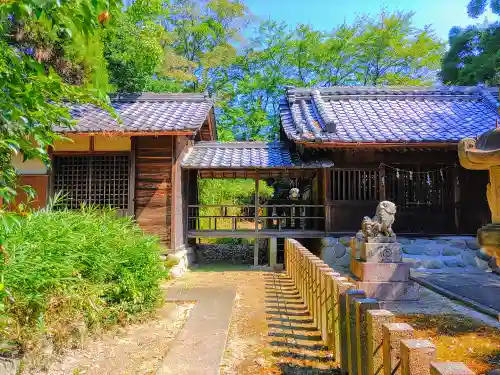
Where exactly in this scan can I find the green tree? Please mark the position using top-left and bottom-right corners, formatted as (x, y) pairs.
(440, 23), (500, 86)
(162, 0), (249, 93)
(102, 0), (169, 92)
(0, 0), (117, 205)
(354, 11), (444, 85)
(216, 11), (444, 141)
(467, 0), (500, 18)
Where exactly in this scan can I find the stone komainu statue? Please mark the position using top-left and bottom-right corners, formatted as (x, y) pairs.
(361, 201), (397, 239)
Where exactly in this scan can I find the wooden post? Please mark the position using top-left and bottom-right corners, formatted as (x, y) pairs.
(452, 166), (460, 232)
(255, 176), (259, 232)
(253, 239), (259, 266)
(269, 237), (277, 267)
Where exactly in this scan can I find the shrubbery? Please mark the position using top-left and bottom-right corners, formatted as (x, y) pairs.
(0, 207), (164, 353)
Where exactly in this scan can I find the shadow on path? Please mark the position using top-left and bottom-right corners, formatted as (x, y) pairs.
(264, 273), (340, 375)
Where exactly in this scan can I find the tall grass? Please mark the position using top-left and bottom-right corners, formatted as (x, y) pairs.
(197, 179), (273, 244)
(0, 207), (164, 353)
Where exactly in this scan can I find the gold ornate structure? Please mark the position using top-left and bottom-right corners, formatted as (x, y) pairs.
(458, 121), (500, 267)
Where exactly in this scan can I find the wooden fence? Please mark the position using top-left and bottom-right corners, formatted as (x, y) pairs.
(284, 238), (475, 375)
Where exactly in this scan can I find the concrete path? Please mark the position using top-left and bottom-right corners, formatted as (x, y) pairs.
(157, 286), (236, 375)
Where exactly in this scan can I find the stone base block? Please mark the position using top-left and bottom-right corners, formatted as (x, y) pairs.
(361, 242), (402, 263)
(351, 258), (411, 282)
(352, 279), (420, 301)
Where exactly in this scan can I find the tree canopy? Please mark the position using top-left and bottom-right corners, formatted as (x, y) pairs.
(467, 0), (500, 18)
(0, 1), (446, 209)
(440, 23), (500, 86)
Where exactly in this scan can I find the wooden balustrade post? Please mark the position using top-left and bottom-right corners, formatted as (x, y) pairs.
(367, 310), (395, 375)
(400, 339), (436, 375)
(269, 237), (277, 267)
(346, 291), (367, 375)
(355, 298), (380, 375)
(298, 249), (306, 300)
(383, 323), (414, 375)
(307, 257), (319, 317)
(313, 261), (324, 327)
(333, 277), (350, 369)
(316, 264), (332, 332)
(430, 362), (474, 375)
(321, 270), (335, 343)
(302, 253), (308, 307)
(309, 258), (321, 324)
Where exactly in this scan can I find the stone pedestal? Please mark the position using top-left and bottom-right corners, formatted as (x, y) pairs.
(350, 239), (419, 301)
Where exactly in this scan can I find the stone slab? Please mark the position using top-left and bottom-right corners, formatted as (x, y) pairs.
(361, 242), (402, 263)
(411, 272), (500, 320)
(157, 286), (236, 375)
(353, 279), (420, 301)
(351, 258), (411, 282)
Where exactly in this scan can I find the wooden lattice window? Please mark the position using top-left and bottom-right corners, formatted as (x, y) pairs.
(384, 165), (454, 208)
(53, 155), (130, 209)
(332, 168), (381, 201)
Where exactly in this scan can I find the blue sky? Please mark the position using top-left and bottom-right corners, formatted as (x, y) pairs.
(243, 0), (498, 41)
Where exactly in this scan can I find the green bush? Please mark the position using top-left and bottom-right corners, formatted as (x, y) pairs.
(0, 207), (164, 352)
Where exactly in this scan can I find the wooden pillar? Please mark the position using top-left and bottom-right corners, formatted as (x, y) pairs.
(255, 175), (260, 232)
(254, 239), (259, 267)
(453, 166), (460, 232)
(269, 237), (277, 267)
(323, 168), (331, 232)
(254, 176), (260, 267)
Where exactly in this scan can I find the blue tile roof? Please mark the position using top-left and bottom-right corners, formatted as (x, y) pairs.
(279, 87), (498, 144)
(181, 142), (333, 169)
(56, 93), (214, 134)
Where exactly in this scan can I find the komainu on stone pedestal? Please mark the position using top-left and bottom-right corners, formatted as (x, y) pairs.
(360, 201), (397, 243)
(350, 200), (419, 301)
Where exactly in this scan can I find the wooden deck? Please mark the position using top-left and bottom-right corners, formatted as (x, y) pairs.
(187, 229), (327, 238)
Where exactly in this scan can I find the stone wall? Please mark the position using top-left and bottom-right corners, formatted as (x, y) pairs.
(319, 235), (499, 274)
(195, 242), (262, 264)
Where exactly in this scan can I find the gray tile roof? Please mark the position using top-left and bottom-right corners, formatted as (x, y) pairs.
(280, 86), (498, 144)
(58, 93), (214, 134)
(181, 142), (333, 169)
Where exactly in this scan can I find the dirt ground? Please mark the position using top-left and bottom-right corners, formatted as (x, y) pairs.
(397, 314), (500, 374)
(27, 266), (500, 375)
(28, 302), (193, 375)
(173, 265), (338, 375)
(175, 265), (500, 375)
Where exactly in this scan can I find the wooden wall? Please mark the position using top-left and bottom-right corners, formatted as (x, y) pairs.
(14, 175), (49, 209)
(317, 148), (489, 234)
(134, 136), (173, 247)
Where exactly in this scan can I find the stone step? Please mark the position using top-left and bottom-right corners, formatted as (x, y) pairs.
(360, 242), (402, 263)
(351, 258), (411, 282)
(350, 278), (420, 301)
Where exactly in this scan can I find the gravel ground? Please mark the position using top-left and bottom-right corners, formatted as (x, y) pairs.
(28, 302), (193, 375)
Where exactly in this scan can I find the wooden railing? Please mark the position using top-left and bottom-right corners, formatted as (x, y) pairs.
(187, 204), (325, 232)
(284, 238), (475, 375)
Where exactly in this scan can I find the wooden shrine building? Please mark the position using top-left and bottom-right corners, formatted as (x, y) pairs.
(12, 87), (497, 262)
